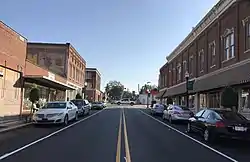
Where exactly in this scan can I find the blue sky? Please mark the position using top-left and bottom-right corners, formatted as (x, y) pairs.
(1, 0), (218, 92)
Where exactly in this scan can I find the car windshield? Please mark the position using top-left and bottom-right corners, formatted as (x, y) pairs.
(43, 103), (66, 109)
(71, 100), (84, 106)
(217, 111), (247, 122)
(179, 106), (190, 111)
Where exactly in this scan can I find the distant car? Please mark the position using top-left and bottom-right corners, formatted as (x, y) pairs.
(91, 101), (105, 110)
(70, 99), (91, 116)
(32, 101), (78, 125)
(187, 108), (250, 143)
(150, 103), (165, 116)
(116, 98), (135, 106)
(163, 105), (194, 123)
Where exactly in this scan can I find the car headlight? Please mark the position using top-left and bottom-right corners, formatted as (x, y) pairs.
(57, 113), (64, 116)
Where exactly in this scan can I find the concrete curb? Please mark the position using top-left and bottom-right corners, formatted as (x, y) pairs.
(0, 123), (32, 133)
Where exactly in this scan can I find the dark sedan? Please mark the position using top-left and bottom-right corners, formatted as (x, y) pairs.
(187, 108), (250, 143)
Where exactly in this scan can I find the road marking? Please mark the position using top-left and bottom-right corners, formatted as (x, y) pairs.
(139, 109), (238, 162)
(116, 110), (122, 162)
(122, 109), (131, 162)
(0, 109), (105, 160)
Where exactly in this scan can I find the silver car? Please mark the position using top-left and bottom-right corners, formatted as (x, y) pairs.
(162, 105), (194, 123)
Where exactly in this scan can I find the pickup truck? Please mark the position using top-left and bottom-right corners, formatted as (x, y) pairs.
(115, 98), (135, 106)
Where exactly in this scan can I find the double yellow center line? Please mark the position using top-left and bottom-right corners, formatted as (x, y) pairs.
(116, 109), (131, 162)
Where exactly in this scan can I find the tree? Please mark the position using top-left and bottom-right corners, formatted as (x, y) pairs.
(105, 80), (124, 100)
(29, 85), (40, 113)
(123, 91), (133, 98)
(139, 84), (158, 94)
(221, 86), (238, 112)
(76, 93), (83, 99)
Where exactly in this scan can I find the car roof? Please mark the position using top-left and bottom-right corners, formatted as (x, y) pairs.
(47, 101), (67, 104)
(202, 107), (233, 113)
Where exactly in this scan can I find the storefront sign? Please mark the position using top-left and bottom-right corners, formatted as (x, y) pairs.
(48, 72), (55, 80)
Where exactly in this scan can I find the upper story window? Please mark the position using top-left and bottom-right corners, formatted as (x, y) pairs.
(222, 28), (235, 61)
(247, 23), (250, 50)
(209, 41), (216, 67)
(177, 63), (181, 82)
(198, 49), (204, 72)
(242, 17), (250, 51)
(189, 55), (193, 76)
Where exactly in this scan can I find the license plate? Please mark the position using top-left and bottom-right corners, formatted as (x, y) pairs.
(234, 126), (247, 132)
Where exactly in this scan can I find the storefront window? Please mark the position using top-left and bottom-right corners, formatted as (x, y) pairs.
(200, 93), (207, 108)
(241, 89), (250, 111)
(189, 95), (195, 108)
(208, 92), (220, 108)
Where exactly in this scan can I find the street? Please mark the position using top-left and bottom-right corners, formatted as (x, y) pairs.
(0, 107), (250, 162)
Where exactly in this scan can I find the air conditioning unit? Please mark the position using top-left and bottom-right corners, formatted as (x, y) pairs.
(0, 71), (3, 77)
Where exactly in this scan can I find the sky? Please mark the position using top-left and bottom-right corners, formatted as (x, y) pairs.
(1, 0), (218, 92)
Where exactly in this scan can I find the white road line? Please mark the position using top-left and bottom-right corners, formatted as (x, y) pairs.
(0, 109), (105, 160)
(139, 109), (238, 162)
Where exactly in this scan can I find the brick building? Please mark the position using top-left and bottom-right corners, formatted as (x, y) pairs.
(25, 43), (86, 104)
(0, 21), (27, 118)
(157, 0), (250, 118)
(85, 68), (102, 102)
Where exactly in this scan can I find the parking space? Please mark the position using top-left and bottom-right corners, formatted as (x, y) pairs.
(140, 108), (250, 162)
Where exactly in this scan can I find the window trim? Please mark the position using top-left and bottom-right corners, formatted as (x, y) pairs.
(198, 49), (205, 73)
(221, 28), (235, 62)
(209, 41), (216, 68)
(242, 16), (250, 52)
(177, 63), (182, 82)
(189, 55), (193, 76)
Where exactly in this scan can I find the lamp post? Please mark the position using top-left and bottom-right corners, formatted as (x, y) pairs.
(83, 82), (88, 99)
(185, 71), (190, 108)
(146, 82), (151, 108)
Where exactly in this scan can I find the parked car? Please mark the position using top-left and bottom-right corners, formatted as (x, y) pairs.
(150, 103), (165, 116)
(32, 101), (78, 125)
(116, 98), (135, 106)
(91, 101), (105, 110)
(70, 99), (91, 116)
(162, 105), (194, 123)
(187, 108), (250, 143)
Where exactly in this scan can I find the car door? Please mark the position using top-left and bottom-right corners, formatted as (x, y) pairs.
(69, 102), (76, 120)
(196, 110), (211, 133)
(190, 110), (205, 131)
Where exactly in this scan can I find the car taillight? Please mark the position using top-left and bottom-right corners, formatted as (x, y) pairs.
(215, 121), (225, 128)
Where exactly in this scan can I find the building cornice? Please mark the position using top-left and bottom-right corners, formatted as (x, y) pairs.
(167, 0), (236, 62)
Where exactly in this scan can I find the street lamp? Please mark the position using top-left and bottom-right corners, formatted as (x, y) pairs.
(185, 71), (190, 108)
(146, 82), (151, 108)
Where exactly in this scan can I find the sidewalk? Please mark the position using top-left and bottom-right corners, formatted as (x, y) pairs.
(0, 119), (31, 133)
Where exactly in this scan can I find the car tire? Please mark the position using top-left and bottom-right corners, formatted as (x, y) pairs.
(130, 102), (134, 106)
(64, 115), (68, 126)
(187, 123), (192, 133)
(169, 116), (173, 124)
(204, 128), (214, 143)
(75, 112), (78, 121)
(117, 102), (121, 105)
(87, 109), (90, 115)
(162, 114), (165, 120)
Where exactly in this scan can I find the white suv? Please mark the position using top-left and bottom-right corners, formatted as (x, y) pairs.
(116, 98), (135, 106)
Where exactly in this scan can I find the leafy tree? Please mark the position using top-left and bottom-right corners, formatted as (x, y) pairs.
(29, 85), (40, 113)
(221, 86), (238, 112)
(123, 91), (133, 98)
(76, 93), (83, 99)
(105, 80), (124, 100)
(139, 84), (158, 94)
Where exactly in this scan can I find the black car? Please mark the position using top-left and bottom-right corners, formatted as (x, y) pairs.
(187, 108), (250, 143)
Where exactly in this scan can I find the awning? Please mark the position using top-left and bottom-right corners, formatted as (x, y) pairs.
(24, 75), (76, 90)
(156, 89), (167, 99)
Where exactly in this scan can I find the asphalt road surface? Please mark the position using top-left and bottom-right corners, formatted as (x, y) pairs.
(0, 106), (249, 162)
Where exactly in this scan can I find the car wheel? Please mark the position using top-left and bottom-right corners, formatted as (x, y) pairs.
(162, 114), (165, 120)
(130, 102), (134, 106)
(169, 115), (173, 123)
(87, 109), (90, 115)
(75, 112), (78, 121)
(117, 102), (121, 105)
(64, 115), (68, 126)
(204, 128), (214, 142)
(187, 123), (192, 133)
